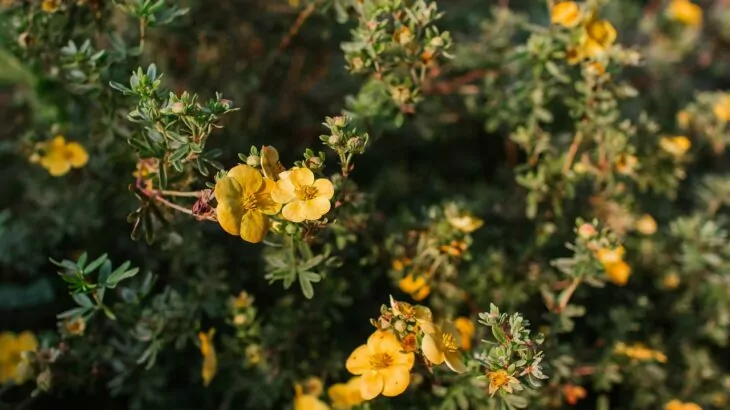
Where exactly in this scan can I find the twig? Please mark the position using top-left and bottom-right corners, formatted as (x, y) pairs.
(154, 189), (203, 198)
(153, 195), (216, 222)
(278, 2), (317, 52)
(555, 277), (582, 313)
(563, 131), (583, 173)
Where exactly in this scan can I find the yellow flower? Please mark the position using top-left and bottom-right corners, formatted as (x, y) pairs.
(666, 0), (702, 27)
(271, 167), (334, 222)
(64, 316), (86, 336)
(393, 26), (414, 46)
(453, 317), (475, 351)
(713, 95), (730, 122)
(328, 377), (364, 409)
(391, 257), (411, 271)
(666, 399), (702, 410)
(444, 203), (484, 233)
(304, 376), (324, 397)
(37, 136), (89, 177)
(615, 154), (639, 175)
(232, 290), (254, 309)
(41, 0), (61, 12)
(389, 298), (435, 334)
(562, 384), (587, 405)
(551, 1), (581, 28)
(345, 330), (415, 400)
(618, 342), (666, 363)
(294, 383), (329, 410)
(198, 328), (218, 387)
(596, 246), (625, 265)
(605, 260), (631, 286)
(677, 110), (691, 129)
(214, 164), (282, 243)
(581, 18), (617, 58)
(133, 159), (157, 191)
(421, 324), (466, 373)
(660, 136), (691, 157)
(245, 344), (261, 365)
(398, 274), (430, 301)
(0, 331), (38, 385)
(635, 214), (657, 235)
(486, 369), (521, 395)
(663, 272), (681, 289)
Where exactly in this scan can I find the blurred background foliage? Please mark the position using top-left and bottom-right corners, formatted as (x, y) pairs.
(1, 0), (730, 409)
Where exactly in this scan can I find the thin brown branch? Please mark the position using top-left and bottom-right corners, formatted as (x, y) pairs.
(278, 2), (316, 52)
(555, 277), (582, 313)
(563, 131), (583, 173)
(155, 189), (204, 198)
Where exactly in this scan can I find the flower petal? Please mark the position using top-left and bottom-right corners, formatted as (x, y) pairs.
(65, 142), (89, 168)
(421, 333), (445, 365)
(43, 156), (71, 177)
(282, 201), (307, 223)
(313, 178), (335, 200)
(289, 167), (315, 187)
(367, 330), (401, 354)
(303, 197), (331, 220)
(360, 370), (384, 401)
(227, 164), (263, 194)
(240, 210), (269, 243)
(345, 345), (370, 375)
(216, 202), (243, 236)
(256, 180), (282, 215)
(214, 176), (243, 202)
(393, 350), (415, 369)
(15, 332), (37, 352)
(380, 365), (411, 397)
(444, 350), (467, 373)
(271, 178), (297, 204)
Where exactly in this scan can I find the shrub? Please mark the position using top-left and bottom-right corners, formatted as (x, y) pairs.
(1, 0), (729, 409)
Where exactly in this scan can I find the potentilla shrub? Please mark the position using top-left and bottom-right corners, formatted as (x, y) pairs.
(0, 0), (729, 409)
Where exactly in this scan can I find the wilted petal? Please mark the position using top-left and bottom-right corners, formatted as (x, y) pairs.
(227, 164), (263, 194)
(240, 210), (269, 243)
(345, 345), (370, 375)
(360, 370), (384, 400)
(380, 365), (410, 397)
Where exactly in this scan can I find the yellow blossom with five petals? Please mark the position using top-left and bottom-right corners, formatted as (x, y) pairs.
(421, 323), (467, 373)
(214, 164), (281, 243)
(345, 330), (415, 400)
(271, 167), (334, 222)
(486, 369), (521, 395)
(36, 135), (89, 177)
(198, 328), (218, 387)
(328, 377), (364, 409)
(581, 18), (617, 58)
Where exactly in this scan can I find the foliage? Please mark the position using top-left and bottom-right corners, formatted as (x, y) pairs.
(1, 0), (730, 409)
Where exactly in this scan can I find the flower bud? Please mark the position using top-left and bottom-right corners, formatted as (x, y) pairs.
(393, 320), (407, 333)
(171, 102), (185, 114)
(327, 134), (340, 145)
(577, 223), (597, 239)
(246, 155), (261, 167)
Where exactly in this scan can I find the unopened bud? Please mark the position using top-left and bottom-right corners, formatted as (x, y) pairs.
(393, 320), (407, 333)
(246, 155), (261, 167)
(171, 102), (185, 114)
(577, 223), (597, 239)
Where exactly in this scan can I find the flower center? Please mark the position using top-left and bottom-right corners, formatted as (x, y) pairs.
(488, 370), (509, 389)
(242, 193), (258, 211)
(296, 185), (319, 201)
(441, 333), (459, 352)
(369, 353), (393, 370)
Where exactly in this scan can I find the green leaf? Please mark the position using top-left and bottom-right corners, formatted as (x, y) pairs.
(77, 252), (88, 268)
(298, 272), (314, 299)
(57, 306), (89, 319)
(106, 266), (140, 288)
(72, 293), (94, 308)
(85, 253), (108, 274)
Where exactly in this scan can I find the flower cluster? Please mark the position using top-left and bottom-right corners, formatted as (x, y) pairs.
(214, 146), (335, 243)
(29, 135), (88, 177)
(388, 203), (483, 303)
(613, 342), (667, 363)
(476, 304), (547, 398)
(550, 1), (617, 67)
